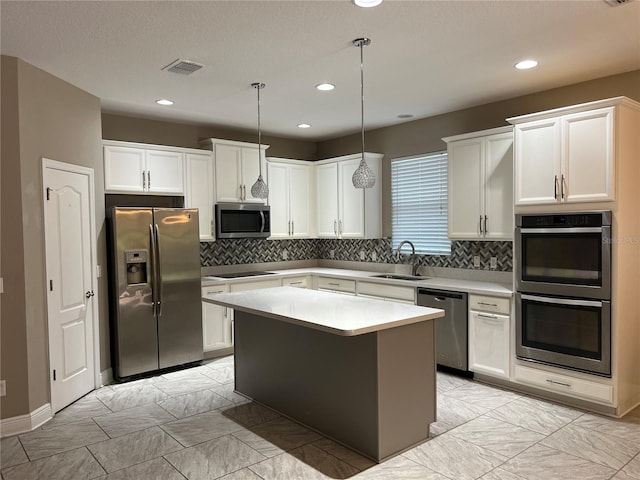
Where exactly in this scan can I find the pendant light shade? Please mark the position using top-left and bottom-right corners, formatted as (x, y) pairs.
(250, 82), (269, 199)
(352, 37), (376, 189)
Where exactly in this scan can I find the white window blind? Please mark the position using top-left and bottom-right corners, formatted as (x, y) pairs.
(391, 152), (451, 255)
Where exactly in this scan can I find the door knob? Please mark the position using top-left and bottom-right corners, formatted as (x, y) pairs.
(85, 290), (95, 298)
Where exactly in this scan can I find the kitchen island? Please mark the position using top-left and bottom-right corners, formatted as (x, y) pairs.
(203, 286), (444, 462)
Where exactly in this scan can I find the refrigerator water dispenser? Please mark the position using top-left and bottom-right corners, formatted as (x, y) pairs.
(125, 249), (148, 285)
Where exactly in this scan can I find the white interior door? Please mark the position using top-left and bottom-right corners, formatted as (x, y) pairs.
(43, 159), (97, 413)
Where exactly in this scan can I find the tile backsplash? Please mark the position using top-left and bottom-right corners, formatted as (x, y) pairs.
(201, 238), (512, 272)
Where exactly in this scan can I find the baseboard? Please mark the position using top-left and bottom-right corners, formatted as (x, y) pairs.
(0, 403), (52, 438)
(100, 367), (113, 387)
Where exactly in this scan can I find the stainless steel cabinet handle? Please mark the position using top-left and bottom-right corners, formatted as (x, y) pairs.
(554, 175), (558, 199)
(339, 220), (343, 235)
(546, 378), (572, 388)
(142, 171), (147, 190)
(477, 301), (498, 307)
(334, 220), (337, 236)
(328, 282), (340, 286)
(479, 215), (483, 235)
(147, 171), (151, 190)
(560, 174), (565, 199)
(291, 220), (294, 236)
(477, 313), (499, 320)
(85, 290), (95, 298)
(289, 281), (303, 285)
(484, 215), (488, 236)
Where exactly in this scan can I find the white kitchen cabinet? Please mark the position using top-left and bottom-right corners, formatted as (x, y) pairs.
(315, 276), (356, 295)
(445, 127), (513, 240)
(267, 159), (313, 238)
(282, 275), (311, 288)
(315, 153), (382, 239)
(510, 105), (615, 205)
(202, 285), (233, 354)
(104, 142), (184, 194)
(185, 152), (215, 240)
(356, 281), (415, 304)
(200, 138), (268, 203)
(468, 294), (510, 379)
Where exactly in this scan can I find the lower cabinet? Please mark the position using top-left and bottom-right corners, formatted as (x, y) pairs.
(468, 294), (511, 379)
(316, 276), (356, 295)
(202, 285), (233, 355)
(282, 275), (311, 288)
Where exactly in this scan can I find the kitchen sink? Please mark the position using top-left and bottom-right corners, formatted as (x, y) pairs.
(370, 274), (429, 281)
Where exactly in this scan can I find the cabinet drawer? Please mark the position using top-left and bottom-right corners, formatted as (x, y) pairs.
(317, 277), (356, 293)
(282, 275), (310, 288)
(357, 281), (415, 303)
(469, 294), (510, 314)
(201, 284), (230, 296)
(230, 278), (282, 292)
(514, 364), (613, 404)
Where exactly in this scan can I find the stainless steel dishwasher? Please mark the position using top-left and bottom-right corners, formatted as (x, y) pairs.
(417, 288), (469, 372)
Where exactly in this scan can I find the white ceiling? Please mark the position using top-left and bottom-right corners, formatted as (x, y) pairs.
(1, 0), (639, 141)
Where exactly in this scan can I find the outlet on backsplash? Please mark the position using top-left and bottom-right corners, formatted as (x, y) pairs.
(359, 250), (365, 260)
(329, 249), (335, 259)
(371, 251), (377, 261)
(473, 256), (481, 268)
(282, 250), (288, 260)
(490, 257), (497, 269)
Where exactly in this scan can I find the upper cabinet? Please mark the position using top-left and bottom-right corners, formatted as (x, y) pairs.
(445, 127), (514, 240)
(267, 158), (314, 239)
(185, 152), (215, 240)
(200, 138), (268, 204)
(508, 101), (618, 206)
(315, 153), (382, 239)
(104, 142), (184, 194)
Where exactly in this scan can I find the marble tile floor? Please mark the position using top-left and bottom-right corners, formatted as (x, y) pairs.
(2, 355), (640, 480)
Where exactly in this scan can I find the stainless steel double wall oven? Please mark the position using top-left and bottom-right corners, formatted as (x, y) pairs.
(515, 211), (612, 376)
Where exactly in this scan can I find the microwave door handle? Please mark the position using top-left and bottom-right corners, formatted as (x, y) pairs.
(520, 294), (603, 308)
(520, 227), (604, 234)
(259, 210), (265, 233)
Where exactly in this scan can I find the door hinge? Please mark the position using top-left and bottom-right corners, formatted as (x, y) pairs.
(49, 280), (53, 291)
(46, 187), (52, 200)
(53, 369), (56, 381)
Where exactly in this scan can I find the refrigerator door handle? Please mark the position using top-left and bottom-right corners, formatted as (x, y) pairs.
(154, 223), (163, 317)
(149, 224), (158, 317)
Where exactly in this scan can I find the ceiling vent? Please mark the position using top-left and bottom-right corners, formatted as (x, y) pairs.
(603, 0), (635, 6)
(162, 59), (204, 75)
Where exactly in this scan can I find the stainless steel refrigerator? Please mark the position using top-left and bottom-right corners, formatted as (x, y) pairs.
(108, 207), (203, 380)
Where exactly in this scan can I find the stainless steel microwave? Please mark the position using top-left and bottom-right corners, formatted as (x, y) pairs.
(215, 203), (270, 239)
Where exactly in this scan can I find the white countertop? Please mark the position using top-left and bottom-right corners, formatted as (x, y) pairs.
(203, 286), (445, 336)
(202, 267), (513, 297)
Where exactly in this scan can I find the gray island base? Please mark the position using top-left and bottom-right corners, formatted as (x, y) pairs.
(203, 286), (444, 463)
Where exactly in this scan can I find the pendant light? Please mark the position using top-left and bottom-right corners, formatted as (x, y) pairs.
(250, 82), (269, 199)
(352, 37), (376, 189)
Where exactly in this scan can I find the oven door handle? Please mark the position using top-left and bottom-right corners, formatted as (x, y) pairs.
(519, 227), (604, 234)
(520, 294), (603, 308)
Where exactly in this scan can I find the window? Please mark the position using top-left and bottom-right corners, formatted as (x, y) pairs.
(391, 152), (450, 255)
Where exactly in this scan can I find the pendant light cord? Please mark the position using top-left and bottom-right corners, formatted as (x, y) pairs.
(257, 84), (262, 176)
(360, 40), (365, 162)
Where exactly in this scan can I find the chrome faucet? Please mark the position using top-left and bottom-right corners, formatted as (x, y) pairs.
(396, 240), (419, 276)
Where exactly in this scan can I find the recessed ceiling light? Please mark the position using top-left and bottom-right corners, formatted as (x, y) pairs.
(514, 59), (538, 70)
(352, 0), (383, 7)
(297, 123), (311, 129)
(397, 114), (414, 119)
(316, 83), (335, 91)
(156, 99), (174, 106)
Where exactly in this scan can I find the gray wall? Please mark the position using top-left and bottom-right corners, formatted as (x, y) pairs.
(317, 70), (640, 236)
(0, 56), (104, 418)
(316, 70), (640, 237)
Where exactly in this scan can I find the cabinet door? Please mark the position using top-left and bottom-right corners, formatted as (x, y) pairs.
(484, 133), (514, 240)
(145, 150), (184, 194)
(185, 153), (214, 240)
(289, 164), (311, 237)
(316, 163), (339, 237)
(202, 286), (232, 352)
(447, 139), (483, 239)
(338, 159), (365, 238)
(562, 107), (614, 203)
(104, 146), (145, 193)
(215, 144), (242, 202)
(514, 119), (561, 205)
(469, 311), (510, 379)
(266, 162), (290, 239)
(241, 148), (266, 203)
